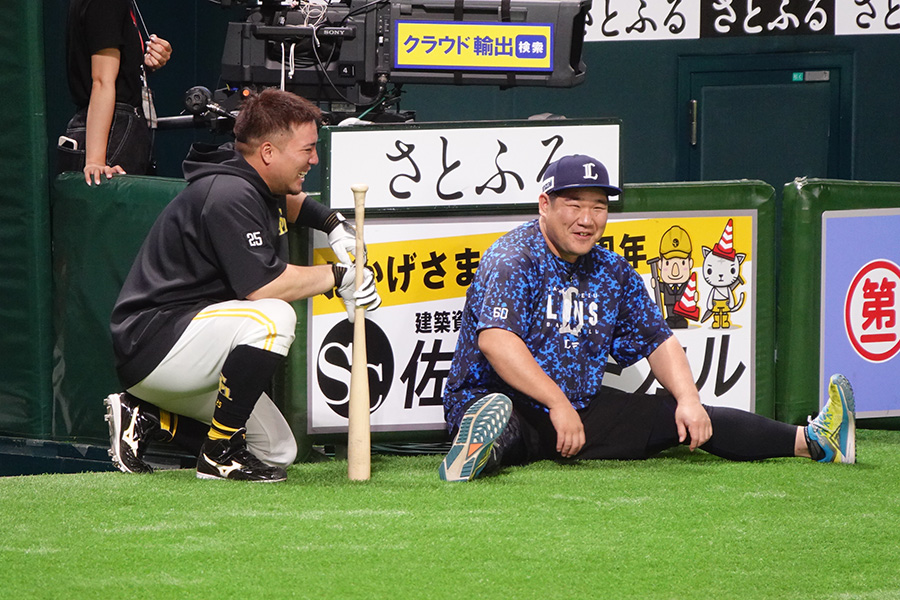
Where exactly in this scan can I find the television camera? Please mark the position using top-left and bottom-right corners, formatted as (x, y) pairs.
(217, 0), (590, 108)
(163, 0), (591, 128)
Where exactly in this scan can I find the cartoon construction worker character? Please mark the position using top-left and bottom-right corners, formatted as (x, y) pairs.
(649, 225), (697, 329)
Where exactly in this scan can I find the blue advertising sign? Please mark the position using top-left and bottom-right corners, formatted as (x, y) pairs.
(821, 209), (900, 417)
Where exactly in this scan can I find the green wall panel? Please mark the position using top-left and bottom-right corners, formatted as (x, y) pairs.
(51, 174), (187, 441)
(51, 174), (316, 458)
(51, 174), (777, 449)
(777, 178), (900, 428)
(0, 3), (53, 437)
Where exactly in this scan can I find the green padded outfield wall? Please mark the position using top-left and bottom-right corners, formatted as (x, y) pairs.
(51, 174), (186, 441)
(0, 3), (54, 438)
(53, 175), (777, 452)
(51, 174), (317, 458)
(777, 179), (900, 428)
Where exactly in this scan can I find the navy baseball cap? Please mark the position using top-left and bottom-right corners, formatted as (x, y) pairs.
(541, 154), (622, 197)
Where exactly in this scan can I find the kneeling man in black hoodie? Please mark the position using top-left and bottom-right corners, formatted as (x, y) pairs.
(105, 89), (380, 482)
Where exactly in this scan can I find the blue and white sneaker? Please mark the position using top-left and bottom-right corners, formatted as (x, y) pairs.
(807, 374), (856, 464)
(439, 394), (512, 482)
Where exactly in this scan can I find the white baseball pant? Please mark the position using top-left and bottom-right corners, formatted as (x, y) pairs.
(128, 298), (298, 467)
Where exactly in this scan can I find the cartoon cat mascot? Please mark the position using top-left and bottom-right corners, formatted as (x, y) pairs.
(701, 219), (745, 329)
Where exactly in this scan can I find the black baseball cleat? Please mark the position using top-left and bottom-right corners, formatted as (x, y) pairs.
(196, 428), (287, 482)
(103, 392), (168, 474)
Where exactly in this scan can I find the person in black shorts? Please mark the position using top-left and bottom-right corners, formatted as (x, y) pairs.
(439, 153), (856, 481)
(61, 0), (172, 183)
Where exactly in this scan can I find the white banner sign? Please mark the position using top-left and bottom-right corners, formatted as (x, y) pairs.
(586, 0), (900, 41)
(307, 214), (530, 434)
(835, 0), (900, 35)
(586, 0), (701, 41)
(306, 210), (757, 435)
(324, 120), (621, 210)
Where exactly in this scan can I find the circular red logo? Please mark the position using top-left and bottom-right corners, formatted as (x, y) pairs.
(844, 259), (900, 363)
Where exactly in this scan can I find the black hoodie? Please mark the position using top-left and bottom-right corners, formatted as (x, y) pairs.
(110, 142), (289, 388)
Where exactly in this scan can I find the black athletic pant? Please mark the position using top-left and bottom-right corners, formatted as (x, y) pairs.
(494, 387), (798, 466)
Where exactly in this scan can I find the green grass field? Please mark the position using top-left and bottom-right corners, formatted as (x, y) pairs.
(2, 429), (899, 599)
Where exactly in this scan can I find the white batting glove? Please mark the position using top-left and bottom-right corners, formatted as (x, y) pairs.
(332, 263), (382, 323)
(326, 212), (365, 265)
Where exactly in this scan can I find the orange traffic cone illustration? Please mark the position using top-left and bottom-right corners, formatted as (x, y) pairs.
(712, 218), (736, 260)
(674, 272), (700, 321)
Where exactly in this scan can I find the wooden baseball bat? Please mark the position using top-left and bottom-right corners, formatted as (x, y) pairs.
(348, 183), (371, 481)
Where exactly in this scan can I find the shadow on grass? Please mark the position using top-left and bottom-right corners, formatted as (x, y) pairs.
(150, 430), (888, 489)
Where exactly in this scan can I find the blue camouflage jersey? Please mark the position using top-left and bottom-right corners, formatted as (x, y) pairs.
(443, 219), (672, 430)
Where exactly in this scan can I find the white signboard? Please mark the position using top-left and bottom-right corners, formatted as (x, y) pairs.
(586, 0), (701, 41)
(835, 0), (900, 35)
(821, 208), (900, 418)
(586, 0), (900, 41)
(324, 120), (621, 210)
(306, 210), (757, 435)
(307, 214), (530, 434)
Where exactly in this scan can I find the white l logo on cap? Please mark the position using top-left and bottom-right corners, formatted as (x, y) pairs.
(583, 162), (599, 180)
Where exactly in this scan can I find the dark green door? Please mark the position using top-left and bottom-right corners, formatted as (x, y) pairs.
(677, 53), (853, 186)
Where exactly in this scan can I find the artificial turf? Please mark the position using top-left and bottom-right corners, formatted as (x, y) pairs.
(1, 429), (899, 599)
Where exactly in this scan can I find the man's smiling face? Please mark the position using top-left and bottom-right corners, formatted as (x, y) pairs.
(538, 188), (610, 263)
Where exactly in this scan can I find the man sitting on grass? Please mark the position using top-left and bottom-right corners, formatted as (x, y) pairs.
(439, 154), (855, 482)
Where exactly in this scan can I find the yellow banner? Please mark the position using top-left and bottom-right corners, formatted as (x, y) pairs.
(313, 232), (504, 315)
(313, 215), (754, 315)
(605, 215), (754, 276)
(394, 21), (552, 71)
